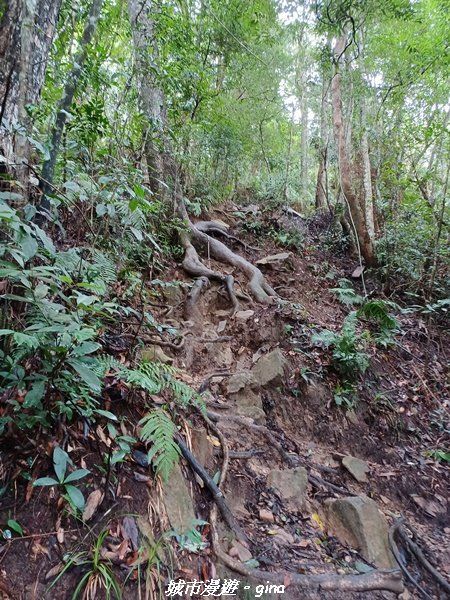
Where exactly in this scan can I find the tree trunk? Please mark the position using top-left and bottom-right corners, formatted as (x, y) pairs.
(331, 36), (377, 267)
(127, 0), (168, 199)
(315, 74), (329, 210)
(37, 0), (104, 221)
(0, 0), (61, 203)
(360, 99), (375, 240)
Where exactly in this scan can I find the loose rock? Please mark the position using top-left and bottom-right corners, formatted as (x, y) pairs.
(324, 496), (395, 568)
(227, 371), (258, 394)
(267, 467), (309, 511)
(252, 348), (286, 387)
(342, 455), (370, 483)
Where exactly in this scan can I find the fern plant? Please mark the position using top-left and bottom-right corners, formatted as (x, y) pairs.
(357, 300), (401, 347)
(312, 312), (370, 378)
(330, 279), (364, 307)
(139, 409), (181, 481)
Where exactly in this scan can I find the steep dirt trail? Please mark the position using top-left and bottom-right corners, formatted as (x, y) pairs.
(157, 203), (449, 599)
(0, 202), (448, 600)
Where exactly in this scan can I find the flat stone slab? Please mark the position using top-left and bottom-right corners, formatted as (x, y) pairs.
(267, 467), (308, 511)
(342, 455), (370, 483)
(162, 463), (196, 534)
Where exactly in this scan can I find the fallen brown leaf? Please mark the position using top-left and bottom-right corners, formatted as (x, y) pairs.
(83, 489), (104, 522)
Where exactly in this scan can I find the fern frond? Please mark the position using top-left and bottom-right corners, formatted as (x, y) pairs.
(357, 300), (400, 331)
(330, 279), (364, 307)
(139, 409), (180, 481)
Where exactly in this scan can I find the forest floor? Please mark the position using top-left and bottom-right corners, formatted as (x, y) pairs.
(0, 201), (449, 600)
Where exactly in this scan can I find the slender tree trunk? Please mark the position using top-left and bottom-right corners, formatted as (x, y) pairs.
(0, 0), (61, 203)
(361, 96), (375, 239)
(331, 36), (376, 267)
(300, 94), (309, 205)
(315, 74), (329, 210)
(37, 0), (104, 221)
(127, 0), (168, 199)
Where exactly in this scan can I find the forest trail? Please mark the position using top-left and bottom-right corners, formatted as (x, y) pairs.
(1, 201), (448, 600)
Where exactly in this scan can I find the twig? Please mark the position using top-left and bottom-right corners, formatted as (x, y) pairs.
(309, 474), (352, 496)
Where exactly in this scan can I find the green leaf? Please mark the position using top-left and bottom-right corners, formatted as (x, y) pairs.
(95, 409), (118, 421)
(12, 332), (39, 349)
(68, 359), (102, 393)
(32, 225), (55, 253)
(65, 484), (85, 510)
(33, 477), (59, 487)
(0, 329), (14, 337)
(7, 519), (23, 536)
(53, 447), (68, 483)
(21, 234), (38, 261)
(23, 380), (46, 408)
(64, 469), (90, 484)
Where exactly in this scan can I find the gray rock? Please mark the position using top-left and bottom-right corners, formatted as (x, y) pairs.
(234, 310), (255, 322)
(227, 371), (258, 394)
(267, 467), (308, 511)
(252, 348), (286, 387)
(324, 496), (395, 568)
(237, 405), (266, 424)
(217, 320), (227, 333)
(162, 463), (196, 534)
(232, 387), (262, 409)
(162, 283), (184, 306)
(229, 540), (252, 562)
(342, 455), (370, 483)
(256, 252), (292, 265)
(215, 347), (234, 368)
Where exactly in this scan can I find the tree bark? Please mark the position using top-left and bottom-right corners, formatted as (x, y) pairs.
(128, 0), (169, 199)
(331, 36), (377, 267)
(0, 0), (61, 203)
(37, 0), (104, 221)
(360, 98), (375, 239)
(315, 74), (329, 210)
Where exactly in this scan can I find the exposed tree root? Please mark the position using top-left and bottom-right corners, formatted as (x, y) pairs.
(184, 275), (209, 323)
(201, 410), (404, 595)
(174, 434), (249, 545)
(177, 201), (277, 304)
(389, 518), (432, 599)
(195, 220), (260, 252)
(397, 524), (450, 595)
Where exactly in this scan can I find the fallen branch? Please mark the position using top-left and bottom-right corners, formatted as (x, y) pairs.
(174, 434), (249, 545)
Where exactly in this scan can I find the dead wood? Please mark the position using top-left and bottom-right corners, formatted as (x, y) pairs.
(389, 518), (432, 600)
(174, 434), (249, 545)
